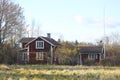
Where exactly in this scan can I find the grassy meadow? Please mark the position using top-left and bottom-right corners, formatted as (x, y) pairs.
(0, 65), (120, 80)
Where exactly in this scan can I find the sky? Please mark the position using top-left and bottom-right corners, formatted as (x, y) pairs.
(15, 0), (120, 43)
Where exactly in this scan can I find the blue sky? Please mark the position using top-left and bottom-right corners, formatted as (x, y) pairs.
(15, 0), (120, 43)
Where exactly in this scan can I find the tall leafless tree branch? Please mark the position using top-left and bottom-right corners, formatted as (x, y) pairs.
(0, 0), (25, 45)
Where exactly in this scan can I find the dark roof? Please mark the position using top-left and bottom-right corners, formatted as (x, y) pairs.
(20, 37), (60, 46)
(79, 46), (103, 53)
(42, 37), (60, 46)
(20, 37), (35, 43)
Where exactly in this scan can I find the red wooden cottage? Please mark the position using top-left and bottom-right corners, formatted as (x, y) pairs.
(18, 34), (60, 64)
(79, 46), (103, 65)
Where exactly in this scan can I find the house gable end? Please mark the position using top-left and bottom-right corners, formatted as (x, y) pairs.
(25, 36), (59, 47)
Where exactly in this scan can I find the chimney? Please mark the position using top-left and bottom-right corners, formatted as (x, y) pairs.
(47, 33), (51, 39)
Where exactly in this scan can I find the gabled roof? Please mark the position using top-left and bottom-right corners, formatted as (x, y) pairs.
(20, 36), (60, 46)
(79, 46), (103, 53)
(42, 37), (60, 46)
(20, 37), (35, 43)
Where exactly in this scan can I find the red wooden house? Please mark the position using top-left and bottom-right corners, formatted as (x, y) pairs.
(79, 46), (103, 65)
(18, 34), (60, 64)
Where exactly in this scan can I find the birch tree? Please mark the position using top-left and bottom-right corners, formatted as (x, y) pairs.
(0, 0), (25, 45)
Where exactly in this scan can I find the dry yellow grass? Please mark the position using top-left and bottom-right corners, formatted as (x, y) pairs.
(0, 65), (120, 80)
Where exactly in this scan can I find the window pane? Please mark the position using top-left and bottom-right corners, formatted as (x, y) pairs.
(36, 41), (44, 49)
(36, 52), (43, 60)
(96, 54), (98, 59)
(38, 42), (43, 47)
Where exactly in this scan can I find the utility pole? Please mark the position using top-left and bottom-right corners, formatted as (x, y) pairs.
(31, 19), (35, 37)
(0, 19), (2, 45)
(0, 25), (1, 45)
(51, 45), (53, 64)
(103, 5), (106, 59)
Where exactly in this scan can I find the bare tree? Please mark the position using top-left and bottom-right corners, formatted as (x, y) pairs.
(110, 32), (120, 46)
(0, 0), (25, 45)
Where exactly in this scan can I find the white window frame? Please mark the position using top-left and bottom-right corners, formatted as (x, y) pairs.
(36, 41), (44, 49)
(36, 52), (44, 60)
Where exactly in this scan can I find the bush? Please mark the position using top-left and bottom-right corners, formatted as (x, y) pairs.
(101, 57), (120, 66)
(84, 59), (96, 66)
(0, 44), (19, 64)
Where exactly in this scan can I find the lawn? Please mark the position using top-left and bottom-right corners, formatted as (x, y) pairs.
(0, 64), (120, 80)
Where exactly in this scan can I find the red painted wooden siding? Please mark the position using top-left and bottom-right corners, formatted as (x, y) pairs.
(81, 54), (88, 64)
(29, 52), (47, 64)
(28, 38), (57, 64)
(29, 38), (51, 52)
(81, 54), (100, 64)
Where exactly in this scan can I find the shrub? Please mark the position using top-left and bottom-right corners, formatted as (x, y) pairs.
(84, 59), (96, 66)
(101, 57), (120, 66)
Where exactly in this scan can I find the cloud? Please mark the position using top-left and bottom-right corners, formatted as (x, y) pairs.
(74, 15), (102, 26)
(105, 19), (120, 28)
(74, 15), (120, 28)
(74, 16), (85, 24)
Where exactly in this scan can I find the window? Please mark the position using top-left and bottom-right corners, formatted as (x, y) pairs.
(88, 54), (96, 60)
(36, 52), (44, 60)
(96, 54), (98, 59)
(36, 41), (44, 49)
(22, 52), (27, 61)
